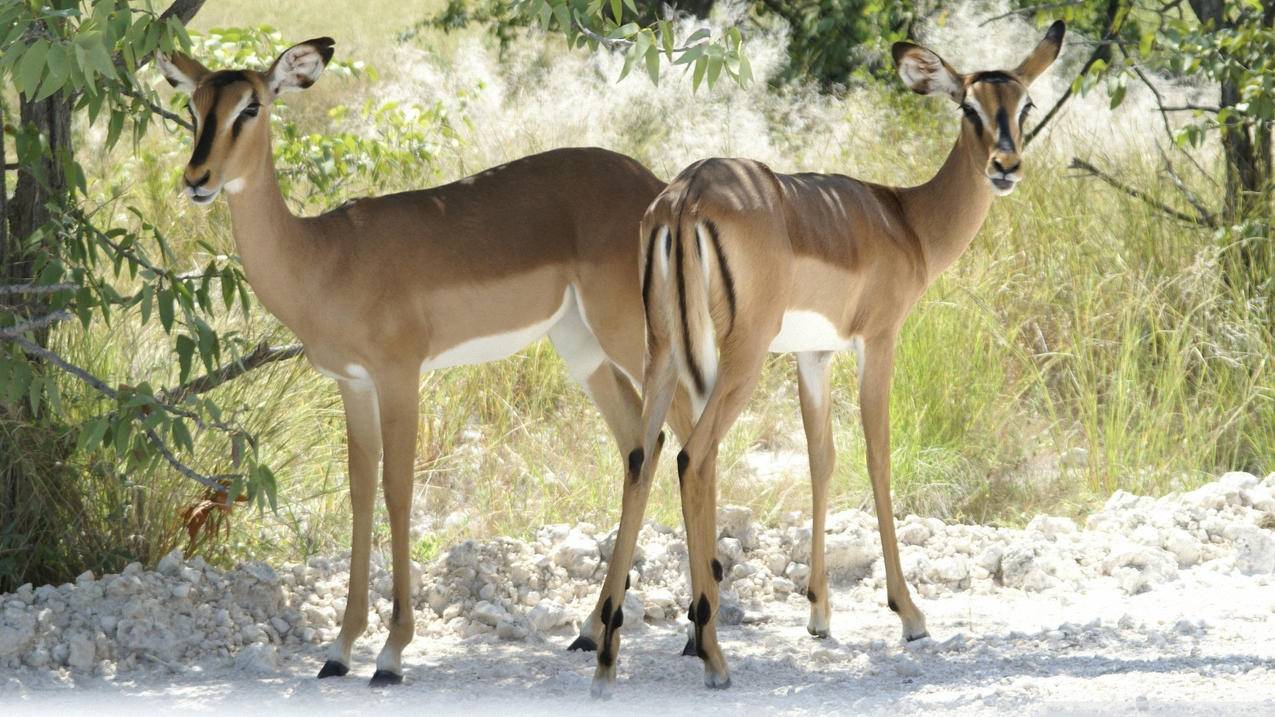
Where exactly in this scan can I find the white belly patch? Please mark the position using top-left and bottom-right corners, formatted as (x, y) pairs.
(420, 289), (571, 372)
(768, 310), (853, 353)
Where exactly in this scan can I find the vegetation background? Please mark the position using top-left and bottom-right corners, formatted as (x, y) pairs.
(0, 0), (1270, 591)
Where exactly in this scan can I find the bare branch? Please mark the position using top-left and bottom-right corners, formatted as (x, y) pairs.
(119, 84), (192, 131)
(159, 342), (304, 405)
(1069, 157), (1218, 228)
(0, 310), (72, 338)
(1160, 104), (1222, 113)
(143, 428), (233, 495)
(4, 328), (236, 496)
(1128, 63), (1218, 187)
(1157, 145), (1217, 227)
(0, 282), (75, 295)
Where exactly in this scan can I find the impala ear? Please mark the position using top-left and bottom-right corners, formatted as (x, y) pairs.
(892, 41), (964, 103)
(1014, 20), (1066, 85)
(266, 37), (335, 95)
(155, 51), (210, 93)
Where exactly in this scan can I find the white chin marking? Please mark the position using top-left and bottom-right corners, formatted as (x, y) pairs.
(224, 178), (246, 194)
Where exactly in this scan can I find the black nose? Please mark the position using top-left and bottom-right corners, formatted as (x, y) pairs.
(186, 170), (211, 189)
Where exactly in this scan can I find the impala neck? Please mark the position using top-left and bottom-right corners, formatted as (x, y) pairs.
(896, 125), (995, 280)
(223, 138), (309, 323)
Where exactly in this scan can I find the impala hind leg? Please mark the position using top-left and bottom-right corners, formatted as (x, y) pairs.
(320, 380), (381, 678)
(369, 372), (420, 686)
(796, 351), (835, 638)
(861, 336), (927, 641)
(587, 345), (680, 698)
(678, 334), (771, 690)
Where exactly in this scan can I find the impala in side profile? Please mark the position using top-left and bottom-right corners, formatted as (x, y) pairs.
(156, 38), (697, 687)
(585, 21), (1067, 695)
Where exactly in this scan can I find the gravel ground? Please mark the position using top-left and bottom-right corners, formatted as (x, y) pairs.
(3, 471), (1275, 715)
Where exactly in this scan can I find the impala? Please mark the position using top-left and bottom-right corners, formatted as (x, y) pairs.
(585, 21), (1067, 694)
(156, 38), (693, 686)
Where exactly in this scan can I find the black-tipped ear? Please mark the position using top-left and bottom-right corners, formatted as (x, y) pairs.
(266, 37), (335, 96)
(156, 51), (211, 93)
(893, 41), (964, 103)
(1015, 20), (1065, 84)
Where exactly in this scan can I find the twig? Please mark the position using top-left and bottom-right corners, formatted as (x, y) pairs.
(572, 14), (712, 54)
(1157, 145), (1216, 227)
(1128, 63), (1219, 189)
(119, 83), (192, 131)
(1069, 157), (1218, 227)
(158, 342), (304, 405)
(143, 428), (233, 495)
(0, 311), (72, 338)
(5, 330), (234, 495)
(0, 282), (75, 295)
(1160, 104), (1222, 113)
(979, 0), (1084, 26)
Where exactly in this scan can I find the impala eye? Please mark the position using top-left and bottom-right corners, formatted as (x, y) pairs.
(961, 104), (983, 135)
(1020, 101), (1034, 124)
(241, 103), (260, 118)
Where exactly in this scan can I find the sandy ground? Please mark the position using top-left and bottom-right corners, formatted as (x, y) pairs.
(4, 473), (1275, 715)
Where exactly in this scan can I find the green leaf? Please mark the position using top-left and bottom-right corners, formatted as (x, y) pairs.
(1109, 81), (1127, 110)
(157, 287), (175, 333)
(16, 39), (49, 98)
(171, 418), (193, 452)
(706, 54), (723, 87)
(176, 334), (196, 383)
(34, 43), (69, 101)
(692, 55), (707, 92)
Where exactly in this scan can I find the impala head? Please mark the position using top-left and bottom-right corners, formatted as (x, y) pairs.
(892, 21), (1065, 196)
(156, 38), (335, 205)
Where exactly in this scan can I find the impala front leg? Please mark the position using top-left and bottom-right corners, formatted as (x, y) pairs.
(369, 371), (420, 686)
(861, 336), (927, 641)
(796, 351), (835, 638)
(320, 380), (381, 678)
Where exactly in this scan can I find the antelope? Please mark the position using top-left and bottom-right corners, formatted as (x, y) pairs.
(586, 21), (1067, 694)
(155, 38), (696, 686)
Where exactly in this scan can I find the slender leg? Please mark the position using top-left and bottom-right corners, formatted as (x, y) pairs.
(319, 379), (381, 678)
(860, 335), (928, 641)
(589, 344), (679, 698)
(796, 351), (835, 638)
(677, 334), (770, 690)
(369, 371), (420, 686)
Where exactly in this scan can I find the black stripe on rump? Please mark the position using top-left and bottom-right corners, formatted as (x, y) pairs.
(675, 228), (706, 395)
(700, 219), (736, 333)
(641, 225), (659, 323)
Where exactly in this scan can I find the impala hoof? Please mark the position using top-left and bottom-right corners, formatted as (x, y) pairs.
(807, 625), (830, 639)
(568, 635), (597, 652)
(590, 677), (614, 700)
(705, 671), (732, 690)
(905, 630), (931, 643)
(317, 659), (349, 678)
(368, 669), (403, 687)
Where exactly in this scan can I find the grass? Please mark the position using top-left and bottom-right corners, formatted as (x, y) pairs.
(8, 1), (1271, 581)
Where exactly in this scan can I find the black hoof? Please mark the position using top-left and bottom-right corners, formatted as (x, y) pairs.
(368, 670), (403, 687)
(807, 626), (830, 639)
(681, 636), (697, 657)
(317, 659), (349, 678)
(568, 635), (598, 652)
(906, 630), (931, 643)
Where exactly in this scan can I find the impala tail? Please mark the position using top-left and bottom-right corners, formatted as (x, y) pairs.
(640, 191), (736, 422)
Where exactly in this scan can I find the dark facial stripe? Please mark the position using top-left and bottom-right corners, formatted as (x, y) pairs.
(674, 230), (706, 396)
(701, 219), (736, 333)
(995, 106), (1015, 153)
(641, 225), (659, 323)
(970, 70), (1016, 84)
(190, 106), (217, 167)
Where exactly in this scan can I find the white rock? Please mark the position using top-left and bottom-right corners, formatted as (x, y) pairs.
(156, 549), (185, 577)
(526, 600), (569, 632)
(471, 600), (510, 627)
(66, 634), (96, 672)
(1230, 525), (1275, 575)
(1026, 515), (1077, 537)
(234, 642), (277, 673)
(897, 521), (931, 546)
(825, 534), (875, 582)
